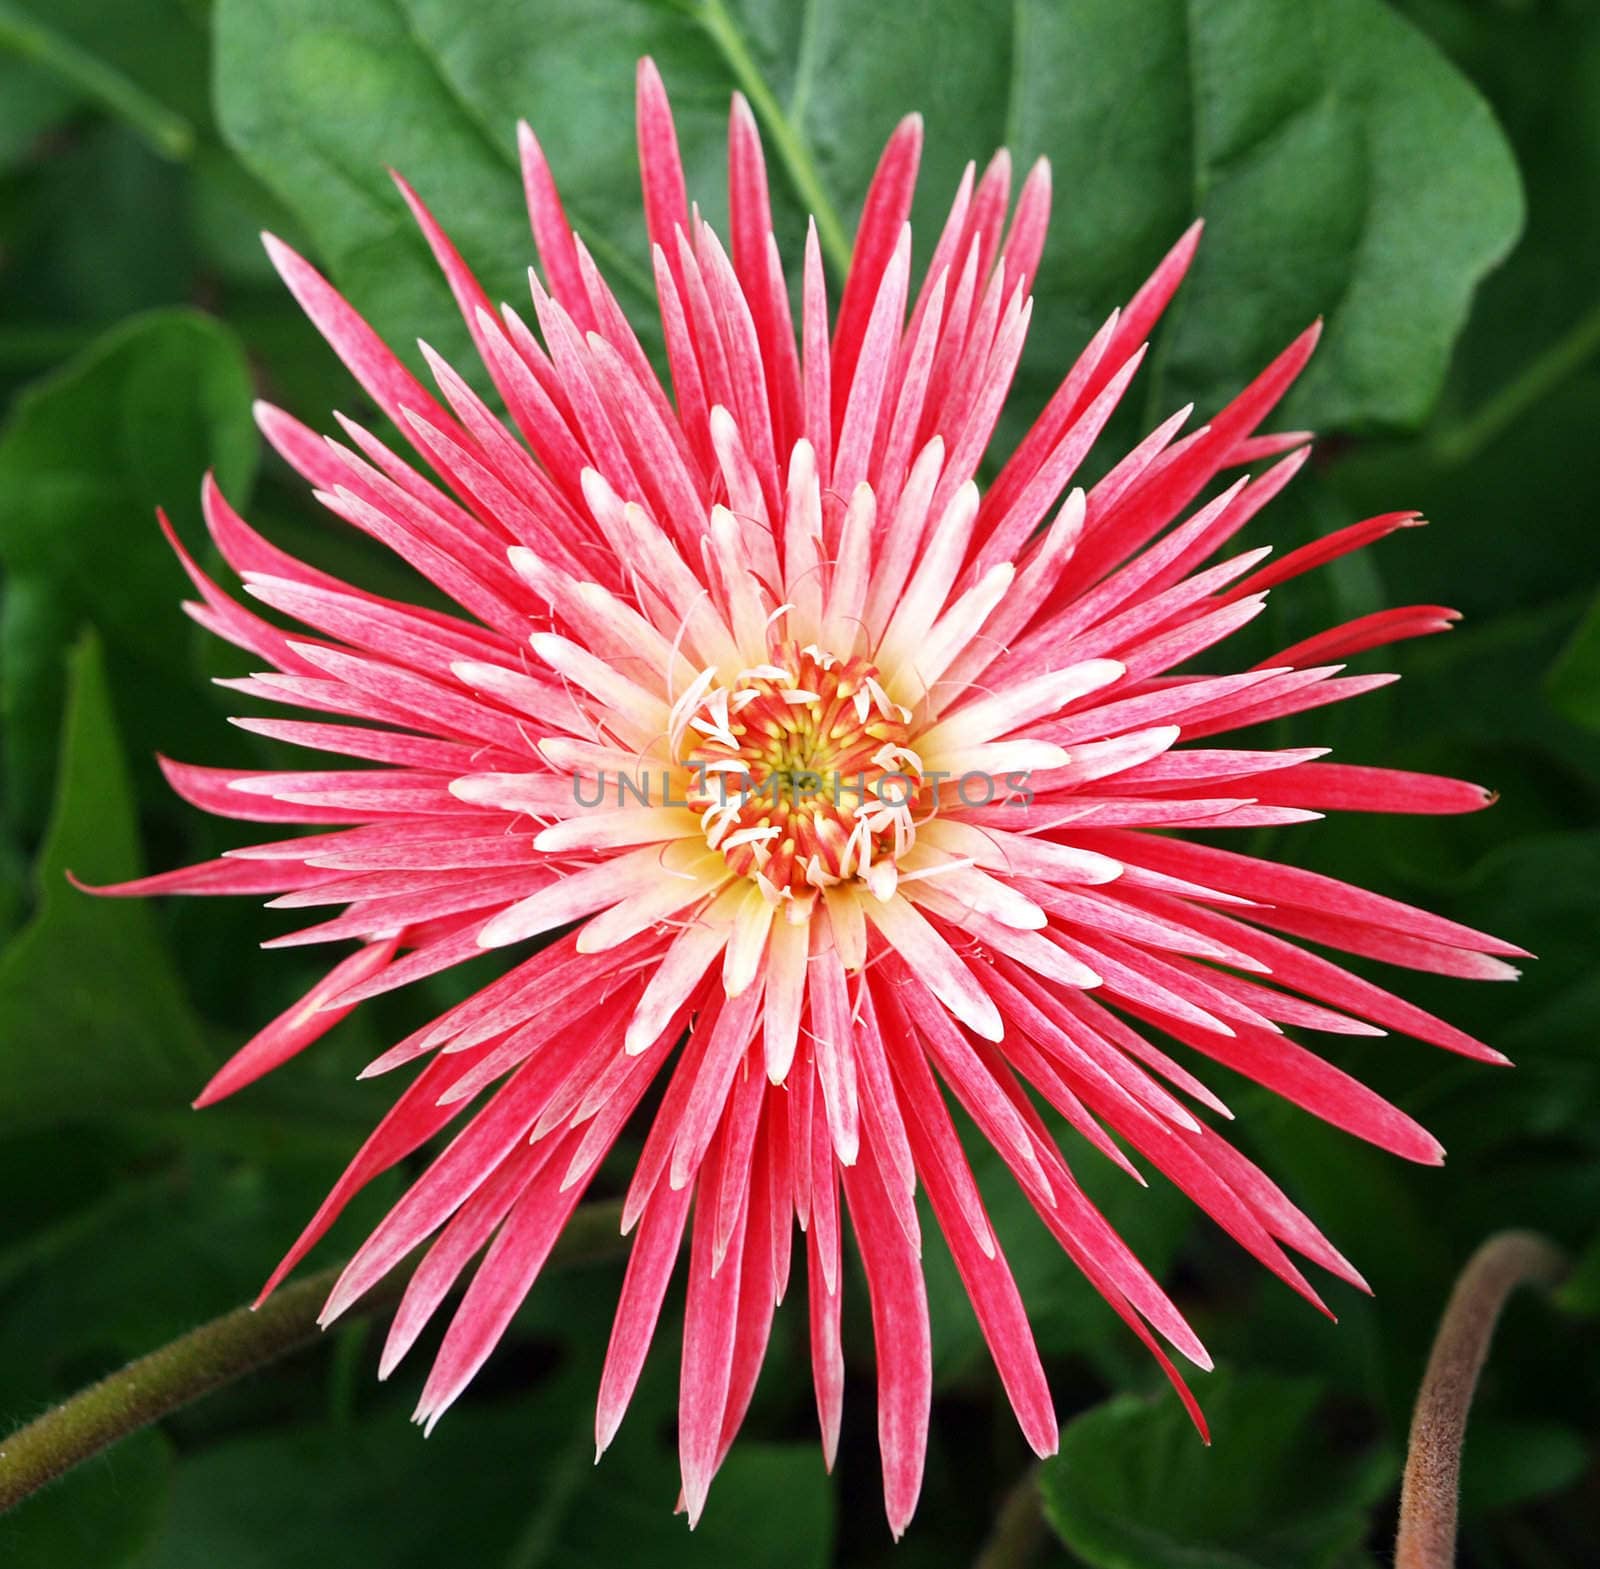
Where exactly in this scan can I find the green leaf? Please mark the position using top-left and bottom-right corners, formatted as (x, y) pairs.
(1430, 830), (1600, 1079)
(0, 634), (209, 1131)
(1038, 1369), (1395, 1569)
(0, 125), (197, 329)
(0, 307), (257, 833)
(1557, 1228), (1600, 1321)
(134, 1386), (833, 1569)
(552, 1439), (836, 1569)
(1547, 588), (1600, 732)
(0, 575), (76, 851)
(1458, 1418), (1589, 1516)
(0, 1430), (172, 1569)
(0, 52), (79, 172)
(214, 0), (1519, 433)
(922, 1122), (1192, 1387)
(0, 308), (257, 657)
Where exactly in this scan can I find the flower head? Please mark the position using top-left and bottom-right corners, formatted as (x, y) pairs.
(93, 58), (1522, 1536)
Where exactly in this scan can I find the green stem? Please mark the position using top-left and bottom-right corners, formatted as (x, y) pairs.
(0, 0), (194, 161)
(693, 0), (854, 276)
(1395, 1231), (1568, 1569)
(1431, 298), (1600, 468)
(0, 1198), (624, 1515)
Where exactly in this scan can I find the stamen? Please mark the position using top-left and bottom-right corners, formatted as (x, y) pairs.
(678, 638), (927, 894)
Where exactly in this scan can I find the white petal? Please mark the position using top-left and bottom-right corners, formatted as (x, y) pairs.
(723, 884), (776, 997)
(478, 845), (666, 949)
(762, 916), (810, 1082)
(918, 658), (1124, 752)
(863, 895), (1003, 1041)
(534, 807), (702, 853)
(624, 884), (745, 1054)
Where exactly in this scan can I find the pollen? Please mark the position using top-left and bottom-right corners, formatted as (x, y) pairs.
(679, 641), (924, 898)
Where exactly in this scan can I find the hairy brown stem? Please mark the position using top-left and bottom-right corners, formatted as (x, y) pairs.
(0, 1197), (624, 1515)
(1395, 1230), (1568, 1569)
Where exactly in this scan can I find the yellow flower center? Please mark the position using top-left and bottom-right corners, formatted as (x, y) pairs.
(679, 642), (925, 898)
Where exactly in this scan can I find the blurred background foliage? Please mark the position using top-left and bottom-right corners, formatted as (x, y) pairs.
(0, 0), (1596, 1564)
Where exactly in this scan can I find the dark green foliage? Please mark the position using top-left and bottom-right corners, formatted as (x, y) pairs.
(0, 1), (1594, 1564)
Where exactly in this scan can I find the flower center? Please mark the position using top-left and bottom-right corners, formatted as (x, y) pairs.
(676, 642), (924, 899)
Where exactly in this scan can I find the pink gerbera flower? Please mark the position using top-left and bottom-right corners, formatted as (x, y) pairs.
(89, 58), (1522, 1535)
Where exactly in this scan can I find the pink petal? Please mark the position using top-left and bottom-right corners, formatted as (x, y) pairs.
(833, 112), (923, 422)
(842, 1138), (931, 1540)
(679, 1118), (747, 1526)
(636, 58), (690, 264)
(193, 937), (399, 1106)
(596, 1175), (694, 1455)
(806, 1217), (845, 1470)
(414, 1128), (590, 1430)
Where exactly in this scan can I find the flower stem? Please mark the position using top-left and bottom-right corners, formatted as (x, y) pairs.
(0, 1197), (624, 1515)
(0, 0), (194, 161)
(1395, 1230), (1568, 1569)
(1430, 299), (1600, 467)
(691, 0), (854, 276)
